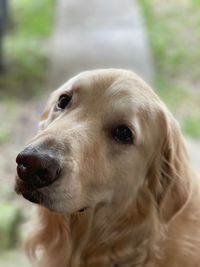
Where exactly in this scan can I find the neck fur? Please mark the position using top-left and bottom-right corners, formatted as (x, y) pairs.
(26, 186), (165, 267)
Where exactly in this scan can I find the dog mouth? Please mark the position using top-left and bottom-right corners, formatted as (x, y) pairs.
(77, 207), (89, 213)
(15, 175), (90, 214)
(22, 190), (44, 204)
(15, 176), (48, 205)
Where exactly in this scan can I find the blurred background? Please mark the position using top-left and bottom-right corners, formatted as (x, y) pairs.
(0, 0), (199, 266)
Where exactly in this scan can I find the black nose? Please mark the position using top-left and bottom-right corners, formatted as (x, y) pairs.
(16, 147), (61, 189)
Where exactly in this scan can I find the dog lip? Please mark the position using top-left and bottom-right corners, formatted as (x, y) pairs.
(15, 175), (35, 193)
(77, 207), (89, 213)
(22, 191), (40, 204)
(15, 175), (44, 204)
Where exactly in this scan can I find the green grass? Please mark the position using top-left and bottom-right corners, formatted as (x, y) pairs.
(182, 115), (200, 138)
(12, 0), (54, 37)
(0, 0), (54, 99)
(139, 0), (200, 138)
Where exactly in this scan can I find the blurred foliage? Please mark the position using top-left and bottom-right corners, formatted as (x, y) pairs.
(0, 0), (55, 253)
(0, 99), (21, 145)
(0, 183), (23, 251)
(0, 126), (10, 144)
(182, 114), (200, 138)
(140, 0), (200, 138)
(0, 202), (22, 250)
(12, 0), (54, 37)
(0, 0), (54, 99)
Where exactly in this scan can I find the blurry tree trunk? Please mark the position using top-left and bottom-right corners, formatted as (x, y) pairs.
(0, 0), (7, 73)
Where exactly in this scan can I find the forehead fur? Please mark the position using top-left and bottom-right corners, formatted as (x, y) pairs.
(40, 69), (164, 123)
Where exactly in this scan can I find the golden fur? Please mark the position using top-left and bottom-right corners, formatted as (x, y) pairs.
(16, 69), (200, 267)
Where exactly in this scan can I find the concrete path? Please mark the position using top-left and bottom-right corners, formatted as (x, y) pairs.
(48, 0), (154, 89)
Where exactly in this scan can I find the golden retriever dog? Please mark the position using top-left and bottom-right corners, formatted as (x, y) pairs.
(15, 69), (200, 267)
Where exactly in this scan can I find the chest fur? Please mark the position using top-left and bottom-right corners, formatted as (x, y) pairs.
(68, 214), (154, 267)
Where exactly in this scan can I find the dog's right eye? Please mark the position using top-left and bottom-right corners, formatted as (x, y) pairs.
(56, 94), (71, 110)
(111, 125), (133, 145)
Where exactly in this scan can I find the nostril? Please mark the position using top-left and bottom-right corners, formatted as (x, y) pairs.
(56, 167), (61, 177)
(17, 163), (28, 180)
(18, 163), (25, 169)
(17, 163), (26, 172)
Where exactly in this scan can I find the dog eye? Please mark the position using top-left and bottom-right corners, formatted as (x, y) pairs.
(112, 125), (133, 144)
(56, 94), (71, 110)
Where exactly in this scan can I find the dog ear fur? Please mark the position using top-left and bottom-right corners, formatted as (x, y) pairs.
(147, 111), (190, 222)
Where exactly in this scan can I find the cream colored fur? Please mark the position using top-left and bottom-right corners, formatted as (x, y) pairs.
(18, 69), (200, 267)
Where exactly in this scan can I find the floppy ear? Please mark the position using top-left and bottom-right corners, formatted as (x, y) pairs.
(148, 111), (190, 222)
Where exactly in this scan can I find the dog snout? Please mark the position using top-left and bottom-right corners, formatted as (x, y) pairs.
(16, 147), (61, 189)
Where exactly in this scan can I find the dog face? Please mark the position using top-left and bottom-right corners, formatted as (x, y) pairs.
(15, 69), (167, 214)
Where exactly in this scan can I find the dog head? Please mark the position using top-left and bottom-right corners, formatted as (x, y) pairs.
(15, 69), (189, 217)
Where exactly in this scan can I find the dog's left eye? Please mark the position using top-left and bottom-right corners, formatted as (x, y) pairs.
(112, 125), (133, 144)
(56, 94), (71, 110)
